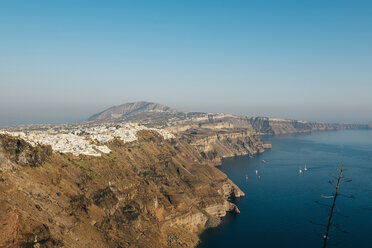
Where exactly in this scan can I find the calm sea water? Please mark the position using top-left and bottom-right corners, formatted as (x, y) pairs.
(198, 129), (372, 248)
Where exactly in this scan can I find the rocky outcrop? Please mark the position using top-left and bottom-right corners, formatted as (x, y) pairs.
(0, 131), (245, 248)
(247, 117), (274, 135)
(0, 207), (63, 248)
(0, 134), (52, 167)
(182, 129), (266, 165)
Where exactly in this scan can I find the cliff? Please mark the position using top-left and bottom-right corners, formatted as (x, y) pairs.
(167, 114), (371, 137)
(247, 117), (371, 135)
(180, 129), (265, 165)
(0, 130), (247, 248)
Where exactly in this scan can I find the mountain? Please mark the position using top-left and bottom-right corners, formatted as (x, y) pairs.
(88, 101), (177, 121)
(88, 101), (208, 126)
(88, 102), (371, 134)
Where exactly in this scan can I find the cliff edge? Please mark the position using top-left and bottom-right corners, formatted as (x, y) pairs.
(0, 130), (249, 248)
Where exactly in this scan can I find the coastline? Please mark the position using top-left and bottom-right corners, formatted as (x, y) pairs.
(0, 120), (370, 247)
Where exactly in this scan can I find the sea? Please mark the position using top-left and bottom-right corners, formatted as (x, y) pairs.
(198, 129), (372, 248)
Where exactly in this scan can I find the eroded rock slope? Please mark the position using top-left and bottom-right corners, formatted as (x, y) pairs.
(0, 130), (247, 248)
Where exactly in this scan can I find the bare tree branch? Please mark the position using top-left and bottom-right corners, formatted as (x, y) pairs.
(323, 164), (344, 248)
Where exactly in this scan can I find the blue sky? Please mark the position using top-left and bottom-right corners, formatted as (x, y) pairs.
(1, 0), (372, 125)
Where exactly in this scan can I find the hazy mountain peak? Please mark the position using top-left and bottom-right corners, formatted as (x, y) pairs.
(88, 101), (177, 121)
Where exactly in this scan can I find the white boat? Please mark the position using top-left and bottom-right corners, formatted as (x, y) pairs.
(255, 170), (258, 175)
(304, 165), (308, 171)
(299, 168), (303, 173)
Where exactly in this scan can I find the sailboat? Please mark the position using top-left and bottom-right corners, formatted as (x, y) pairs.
(304, 165), (308, 171)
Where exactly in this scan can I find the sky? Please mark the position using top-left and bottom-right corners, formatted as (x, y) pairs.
(1, 0), (372, 126)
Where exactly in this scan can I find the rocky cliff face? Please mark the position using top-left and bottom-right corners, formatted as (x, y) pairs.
(247, 117), (274, 135)
(0, 134), (52, 168)
(247, 117), (371, 135)
(182, 129), (265, 165)
(0, 130), (246, 248)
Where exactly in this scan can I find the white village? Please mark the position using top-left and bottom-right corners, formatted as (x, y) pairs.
(0, 123), (175, 157)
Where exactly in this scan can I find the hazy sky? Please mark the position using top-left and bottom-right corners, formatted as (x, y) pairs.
(1, 0), (372, 126)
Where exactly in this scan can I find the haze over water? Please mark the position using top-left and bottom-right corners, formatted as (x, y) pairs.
(198, 129), (372, 248)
